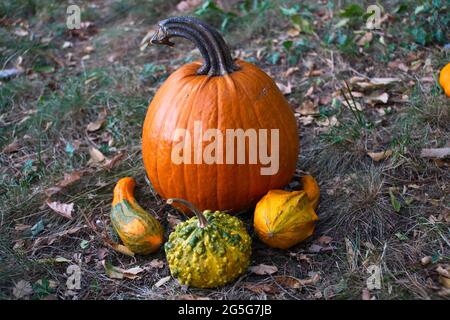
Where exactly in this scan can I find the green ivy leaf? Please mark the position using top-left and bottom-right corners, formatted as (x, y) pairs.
(411, 27), (427, 46)
(31, 219), (45, 237)
(65, 142), (75, 157)
(337, 32), (349, 47)
(434, 28), (444, 44)
(282, 40), (293, 51)
(394, 3), (409, 14)
(432, 0), (442, 8)
(389, 189), (402, 213)
(280, 5), (299, 16)
(195, 0), (223, 15)
(80, 239), (90, 249)
(340, 4), (364, 18)
(414, 5), (426, 15)
(268, 52), (280, 65)
(22, 159), (34, 174)
(291, 15), (313, 34)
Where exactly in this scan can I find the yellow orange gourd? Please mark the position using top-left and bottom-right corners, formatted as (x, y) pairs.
(300, 175), (320, 210)
(141, 16), (299, 213)
(253, 175), (320, 249)
(110, 177), (163, 254)
(439, 62), (450, 97)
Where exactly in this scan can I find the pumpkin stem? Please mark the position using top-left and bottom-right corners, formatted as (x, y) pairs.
(166, 198), (209, 228)
(149, 16), (239, 77)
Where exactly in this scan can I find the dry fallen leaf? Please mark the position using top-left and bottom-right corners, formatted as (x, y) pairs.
(102, 260), (144, 280)
(88, 146), (106, 164)
(107, 53), (119, 63)
(176, 0), (202, 12)
(316, 115), (338, 127)
(420, 256), (432, 266)
(370, 78), (401, 86)
(420, 147), (450, 159)
(46, 201), (74, 219)
(46, 171), (84, 196)
(83, 45), (95, 54)
(14, 28), (29, 37)
(364, 92), (389, 104)
(2, 140), (20, 154)
(102, 236), (135, 257)
(296, 100), (318, 116)
(103, 151), (126, 170)
(13, 239), (25, 251)
(241, 282), (279, 294)
(103, 263), (126, 279)
(307, 69), (324, 77)
(351, 77), (400, 91)
(284, 67), (299, 77)
(395, 62), (409, 72)
(286, 28), (300, 37)
(309, 242), (336, 253)
(154, 276), (171, 287)
(357, 32), (373, 46)
(59, 171), (83, 188)
(305, 85), (314, 97)
(362, 288), (371, 300)
(249, 264), (278, 275)
(167, 213), (183, 228)
(440, 275), (450, 289)
(275, 273), (321, 288)
(86, 118), (105, 132)
(274, 276), (302, 288)
(13, 280), (33, 299)
(437, 265), (450, 289)
(298, 115), (315, 126)
(342, 97), (363, 110)
(436, 265), (450, 278)
(276, 81), (292, 95)
(145, 259), (165, 269)
(62, 41), (73, 49)
(437, 287), (450, 297)
(111, 243), (135, 257)
(317, 235), (333, 245)
(308, 244), (323, 253)
(367, 149), (393, 162)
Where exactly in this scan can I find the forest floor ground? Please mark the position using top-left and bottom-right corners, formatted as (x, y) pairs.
(0, 0), (449, 300)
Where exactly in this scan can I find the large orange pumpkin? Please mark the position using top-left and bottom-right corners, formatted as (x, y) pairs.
(142, 16), (299, 212)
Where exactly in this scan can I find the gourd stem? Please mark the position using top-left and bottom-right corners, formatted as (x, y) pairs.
(150, 16), (239, 76)
(158, 26), (212, 75)
(166, 198), (209, 228)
